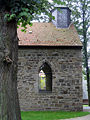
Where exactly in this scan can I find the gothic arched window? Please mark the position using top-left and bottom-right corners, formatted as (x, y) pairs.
(39, 62), (52, 92)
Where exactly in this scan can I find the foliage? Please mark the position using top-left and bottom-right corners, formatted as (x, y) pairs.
(0, 1), (66, 119)
(64, 0), (90, 105)
(21, 111), (90, 120)
(0, 0), (64, 31)
(82, 67), (90, 81)
(63, 0), (90, 42)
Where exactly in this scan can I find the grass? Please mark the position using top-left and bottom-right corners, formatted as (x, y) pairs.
(21, 111), (90, 120)
(83, 105), (89, 107)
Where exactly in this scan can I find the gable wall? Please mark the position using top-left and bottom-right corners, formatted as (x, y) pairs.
(17, 47), (83, 111)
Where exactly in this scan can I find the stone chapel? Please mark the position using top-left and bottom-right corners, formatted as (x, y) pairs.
(17, 7), (83, 111)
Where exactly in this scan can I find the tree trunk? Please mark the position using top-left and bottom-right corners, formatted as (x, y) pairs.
(82, 6), (90, 106)
(0, 11), (21, 120)
(83, 37), (90, 106)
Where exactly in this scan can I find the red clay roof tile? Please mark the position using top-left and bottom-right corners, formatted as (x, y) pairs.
(17, 22), (82, 47)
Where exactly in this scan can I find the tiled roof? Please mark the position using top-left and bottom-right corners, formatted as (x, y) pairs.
(18, 22), (82, 46)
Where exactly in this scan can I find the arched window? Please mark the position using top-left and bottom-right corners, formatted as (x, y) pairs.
(39, 62), (52, 92)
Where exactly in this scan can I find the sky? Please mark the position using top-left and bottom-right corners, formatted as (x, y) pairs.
(34, 0), (90, 66)
(48, 0), (90, 61)
(48, 0), (53, 2)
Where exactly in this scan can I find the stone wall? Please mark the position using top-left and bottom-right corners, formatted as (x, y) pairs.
(17, 47), (83, 111)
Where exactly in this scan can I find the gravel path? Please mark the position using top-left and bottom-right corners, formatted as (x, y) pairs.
(62, 115), (90, 120)
(61, 106), (90, 120)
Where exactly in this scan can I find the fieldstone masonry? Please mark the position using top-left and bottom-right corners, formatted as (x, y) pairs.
(17, 47), (83, 111)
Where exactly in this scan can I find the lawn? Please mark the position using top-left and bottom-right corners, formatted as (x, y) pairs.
(21, 111), (90, 120)
(83, 105), (89, 107)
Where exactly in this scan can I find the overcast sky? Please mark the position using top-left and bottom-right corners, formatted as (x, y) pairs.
(48, 0), (53, 2)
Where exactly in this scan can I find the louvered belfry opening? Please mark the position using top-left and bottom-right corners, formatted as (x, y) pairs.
(39, 62), (52, 92)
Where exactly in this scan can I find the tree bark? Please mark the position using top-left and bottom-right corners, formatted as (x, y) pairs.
(82, 5), (90, 106)
(83, 35), (90, 106)
(0, 11), (21, 120)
